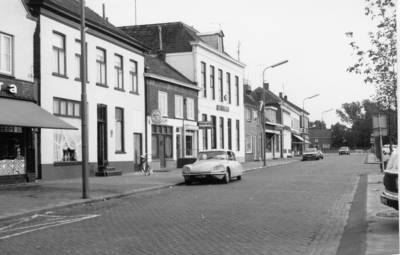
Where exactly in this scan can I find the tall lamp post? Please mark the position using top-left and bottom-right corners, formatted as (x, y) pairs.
(262, 60), (288, 167)
(320, 108), (333, 150)
(302, 94), (319, 153)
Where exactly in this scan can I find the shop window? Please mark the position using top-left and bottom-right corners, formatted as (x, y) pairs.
(115, 108), (124, 152)
(246, 134), (252, 153)
(0, 33), (12, 75)
(52, 32), (66, 76)
(0, 126), (25, 175)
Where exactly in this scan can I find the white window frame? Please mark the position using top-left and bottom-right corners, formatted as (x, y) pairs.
(129, 60), (138, 93)
(52, 32), (66, 76)
(0, 33), (12, 75)
(187, 98), (194, 120)
(246, 108), (252, 121)
(158, 91), (168, 117)
(96, 48), (106, 85)
(175, 95), (183, 118)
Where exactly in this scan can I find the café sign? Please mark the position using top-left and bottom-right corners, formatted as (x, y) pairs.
(198, 121), (212, 129)
(216, 105), (229, 112)
(0, 82), (18, 94)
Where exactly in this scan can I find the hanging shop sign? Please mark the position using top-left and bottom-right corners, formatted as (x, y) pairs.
(198, 121), (212, 129)
(150, 109), (163, 124)
(216, 105), (229, 112)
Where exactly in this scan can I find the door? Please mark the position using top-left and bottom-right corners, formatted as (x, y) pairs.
(133, 133), (142, 171)
(186, 135), (193, 156)
(97, 105), (107, 168)
(159, 135), (165, 168)
(253, 136), (257, 160)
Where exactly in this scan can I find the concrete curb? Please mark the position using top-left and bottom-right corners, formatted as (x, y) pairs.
(0, 160), (300, 223)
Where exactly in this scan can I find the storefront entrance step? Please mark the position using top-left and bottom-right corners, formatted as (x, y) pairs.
(95, 170), (122, 177)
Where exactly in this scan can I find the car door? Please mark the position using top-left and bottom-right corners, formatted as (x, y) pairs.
(229, 151), (242, 176)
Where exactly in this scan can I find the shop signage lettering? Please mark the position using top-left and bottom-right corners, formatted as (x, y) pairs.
(198, 121), (212, 129)
(0, 82), (17, 94)
(216, 105), (229, 112)
(0, 126), (22, 133)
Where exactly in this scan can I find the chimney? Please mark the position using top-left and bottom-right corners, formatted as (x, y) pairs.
(244, 84), (252, 94)
(157, 50), (165, 61)
(263, 83), (269, 90)
(279, 92), (283, 98)
(284, 95), (287, 100)
(158, 25), (163, 51)
(102, 4), (105, 19)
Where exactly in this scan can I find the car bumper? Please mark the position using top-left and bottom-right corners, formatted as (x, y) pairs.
(183, 173), (226, 180)
(303, 155), (318, 160)
(380, 191), (399, 210)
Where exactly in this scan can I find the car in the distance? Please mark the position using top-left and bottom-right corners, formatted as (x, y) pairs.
(182, 150), (243, 185)
(383, 144), (397, 155)
(338, 147), (350, 155)
(302, 148), (323, 161)
(380, 148), (398, 210)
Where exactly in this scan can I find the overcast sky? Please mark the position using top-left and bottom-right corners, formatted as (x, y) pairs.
(85, 0), (385, 127)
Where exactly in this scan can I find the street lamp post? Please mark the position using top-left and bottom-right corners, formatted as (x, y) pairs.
(320, 108), (333, 150)
(302, 94), (319, 153)
(262, 60), (288, 167)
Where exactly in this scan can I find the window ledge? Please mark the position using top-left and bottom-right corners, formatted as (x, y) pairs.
(115, 151), (126, 154)
(54, 161), (82, 166)
(114, 88), (125, 92)
(52, 73), (68, 79)
(96, 83), (108, 88)
(75, 78), (90, 83)
(129, 91), (139, 95)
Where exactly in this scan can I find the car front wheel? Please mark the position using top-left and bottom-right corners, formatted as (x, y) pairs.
(237, 175), (242, 181)
(223, 170), (230, 184)
(185, 178), (192, 185)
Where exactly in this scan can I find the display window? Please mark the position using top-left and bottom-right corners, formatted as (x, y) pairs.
(0, 126), (25, 175)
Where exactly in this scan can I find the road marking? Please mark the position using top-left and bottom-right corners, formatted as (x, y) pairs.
(0, 214), (100, 240)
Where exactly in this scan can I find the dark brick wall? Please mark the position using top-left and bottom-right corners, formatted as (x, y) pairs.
(244, 105), (262, 162)
(146, 78), (198, 121)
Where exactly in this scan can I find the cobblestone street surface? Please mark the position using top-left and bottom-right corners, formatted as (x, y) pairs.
(0, 154), (379, 255)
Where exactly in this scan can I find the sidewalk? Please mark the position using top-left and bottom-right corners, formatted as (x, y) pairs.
(0, 157), (300, 221)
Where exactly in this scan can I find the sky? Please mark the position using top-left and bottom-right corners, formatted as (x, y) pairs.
(84, 0), (386, 128)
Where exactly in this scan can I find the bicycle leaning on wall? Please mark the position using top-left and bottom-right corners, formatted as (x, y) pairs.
(140, 154), (152, 176)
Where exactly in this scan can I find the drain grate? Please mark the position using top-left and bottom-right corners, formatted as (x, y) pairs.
(376, 210), (399, 218)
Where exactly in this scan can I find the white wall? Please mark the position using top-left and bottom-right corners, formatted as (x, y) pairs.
(0, 1), (36, 81)
(40, 15), (145, 165)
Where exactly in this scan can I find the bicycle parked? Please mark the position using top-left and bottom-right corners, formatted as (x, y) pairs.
(140, 154), (152, 176)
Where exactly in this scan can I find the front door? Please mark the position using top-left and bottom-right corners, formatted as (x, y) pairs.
(97, 105), (107, 168)
(133, 133), (142, 171)
(159, 135), (165, 168)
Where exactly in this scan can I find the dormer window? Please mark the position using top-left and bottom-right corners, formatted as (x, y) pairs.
(197, 31), (225, 52)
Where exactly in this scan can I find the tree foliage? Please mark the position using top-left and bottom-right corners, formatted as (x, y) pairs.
(309, 120), (326, 129)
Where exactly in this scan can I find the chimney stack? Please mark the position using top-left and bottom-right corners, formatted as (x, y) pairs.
(263, 83), (269, 90)
(279, 92), (283, 98)
(284, 95), (287, 100)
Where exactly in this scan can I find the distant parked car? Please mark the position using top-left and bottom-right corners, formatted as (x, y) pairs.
(380, 148), (398, 210)
(302, 148), (323, 161)
(182, 150), (243, 185)
(383, 144), (397, 155)
(338, 147), (350, 155)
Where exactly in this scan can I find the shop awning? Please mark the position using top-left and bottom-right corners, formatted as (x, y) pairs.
(292, 134), (311, 144)
(0, 98), (77, 129)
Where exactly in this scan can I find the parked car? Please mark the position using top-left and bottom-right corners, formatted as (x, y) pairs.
(338, 147), (350, 155)
(383, 144), (397, 155)
(380, 148), (398, 210)
(182, 150), (243, 185)
(302, 148), (323, 161)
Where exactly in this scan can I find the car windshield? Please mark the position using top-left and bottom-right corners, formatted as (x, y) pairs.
(305, 148), (317, 152)
(340, 147), (348, 150)
(198, 151), (227, 160)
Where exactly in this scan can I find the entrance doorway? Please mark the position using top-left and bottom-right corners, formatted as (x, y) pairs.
(133, 133), (142, 171)
(97, 104), (107, 169)
(159, 135), (165, 168)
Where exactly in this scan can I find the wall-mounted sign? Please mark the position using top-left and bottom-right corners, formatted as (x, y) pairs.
(0, 81), (18, 94)
(274, 126), (283, 131)
(150, 109), (163, 124)
(198, 121), (212, 129)
(216, 105), (229, 112)
(185, 124), (199, 130)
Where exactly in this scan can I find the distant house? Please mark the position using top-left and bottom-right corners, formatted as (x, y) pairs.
(309, 129), (332, 150)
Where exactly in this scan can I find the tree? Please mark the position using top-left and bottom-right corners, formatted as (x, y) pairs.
(346, 0), (397, 147)
(309, 120), (326, 129)
(331, 123), (350, 148)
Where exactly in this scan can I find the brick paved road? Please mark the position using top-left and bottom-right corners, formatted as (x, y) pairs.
(0, 154), (379, 255)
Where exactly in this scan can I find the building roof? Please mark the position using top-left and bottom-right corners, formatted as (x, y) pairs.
(243, 93), (258, 109)
(309, 129), (332, 138)
(144, 55), (196, 86)
(119, 22), (203, 54)
(280, 96), (310, 115)
(28, 0), (150, 51)
(251, 87), (282, 105)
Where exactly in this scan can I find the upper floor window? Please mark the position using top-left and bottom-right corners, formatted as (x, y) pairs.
(96, 48), (106, 85)
(201, 62), (206, 98)
(53, 32), (66, 76)
(75, 40), (87, 81)
(114, 54), (123, 90)
(187, 98), (194, 120)
(0, 33), (12, 75)
(158, 91), (168, 116)
(246, 108), (252, 121)
(235, 76), (239, 106)
(175, 95), (183, 118)
(53, 97), (80, 118)
(218, 69), (223, 102)
(129, 60), (138, 93)
(226, 73), (231, 104)
(210, 66), (215, 100)
(265, 109), (277, 123)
